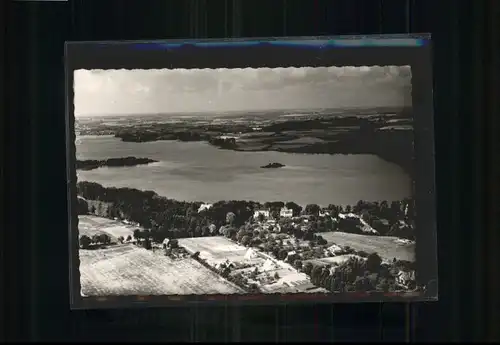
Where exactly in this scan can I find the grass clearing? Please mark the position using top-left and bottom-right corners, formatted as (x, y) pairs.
(79, 244), (244, 296)
(304, 254), (363, 267)
(78, 215), (136, 241)
(318, 231), (415, 262)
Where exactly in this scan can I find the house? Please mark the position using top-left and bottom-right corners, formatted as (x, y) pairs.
(280, 207), (294, 218)
(396, 270), (416, 288)
(254, 209), (270, 220)
(371, 217), (390, 233)
(162, 238), (178, 249)
(327, 244), (343, 255)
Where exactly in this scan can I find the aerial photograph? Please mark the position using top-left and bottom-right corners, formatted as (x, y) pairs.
(72, 65), (422, 298)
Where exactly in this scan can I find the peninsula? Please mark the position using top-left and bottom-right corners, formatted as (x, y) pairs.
(111, 115), (414, 175)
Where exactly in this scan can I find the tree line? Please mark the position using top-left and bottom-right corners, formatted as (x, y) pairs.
(77, 181), (414, 245)
(296, 253), (417, 293)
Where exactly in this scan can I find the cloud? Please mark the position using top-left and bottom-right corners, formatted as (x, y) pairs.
(74, 66), (412, 116)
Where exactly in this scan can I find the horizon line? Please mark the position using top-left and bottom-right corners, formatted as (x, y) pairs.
(75, 105), (411, 119)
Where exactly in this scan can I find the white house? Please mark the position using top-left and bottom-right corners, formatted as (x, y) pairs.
(327, 244), (343, 255)
(254, 209), (270, 220)
(280, 207), (294, 218)
(198, 203), (213, 213)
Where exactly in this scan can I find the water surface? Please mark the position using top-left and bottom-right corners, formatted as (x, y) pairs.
(76, 135), (411, 206)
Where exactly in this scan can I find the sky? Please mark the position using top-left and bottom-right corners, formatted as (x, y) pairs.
(74, 66), (412, 117)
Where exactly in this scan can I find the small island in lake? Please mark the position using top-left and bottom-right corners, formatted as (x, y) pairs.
(261, 162), (286, 169)
(76, 157), (158, 171)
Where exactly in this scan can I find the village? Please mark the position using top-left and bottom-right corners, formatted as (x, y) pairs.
(108, 204), (419, 295)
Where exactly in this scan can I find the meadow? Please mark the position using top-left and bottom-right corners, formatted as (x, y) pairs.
(79, 243), (244, 296)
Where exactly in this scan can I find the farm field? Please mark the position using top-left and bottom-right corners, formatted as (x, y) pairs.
(79, 244), (244, 296)
(178, 236), (255, 266)
(78, 215), (136, 241)
(318, 232), (415, 262)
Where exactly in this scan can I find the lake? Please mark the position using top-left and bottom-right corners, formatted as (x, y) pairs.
(75, 135), (411, 206)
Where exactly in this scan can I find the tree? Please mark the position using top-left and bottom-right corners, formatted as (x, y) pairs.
(126, 235), (132, 242)
(277, 249), (288, 260)
(102, 234), (112, 245)
(310, 265), (323, 285)
(133, 229), (142, 240)
(251, 238), (262, 247)
(271, 210), (280, 219)
(305, 204), (320, 216)
(274, 272), (280, 280)
(226, 227), (237, 239)
(366, 253), (382, 272)
(302, 262), (313, 275)
(303, 231), (314, 241)
(236, 229), (247, 242)
(330, 276), (342, 292)
(209, 224), (217, 234)
(376, 278), (390, 292)
(117, 236), (124, 244)
(294, 260), (303, 270)
(258, 213), (265, 223)
(91, 234), (100, 244)
(219, 225), (227, 236)
(354, 276), (367, 291)
(285, 202), (302, 216)
(79, 235), (91, 249)
(241, 235), (251, 246)
(316, 235), (327, 246)
(143, 237), (152, 250)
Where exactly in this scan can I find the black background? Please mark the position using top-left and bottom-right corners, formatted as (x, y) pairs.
(3, 0), (499, 342)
